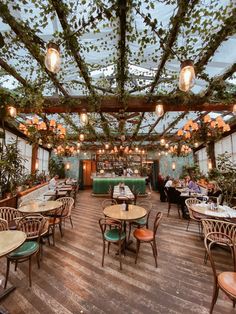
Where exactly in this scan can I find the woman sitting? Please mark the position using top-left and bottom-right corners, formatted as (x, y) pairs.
(188, 178), (201, 193)
(207, 181), (221, 197)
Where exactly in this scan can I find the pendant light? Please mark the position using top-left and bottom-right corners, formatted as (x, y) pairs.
(8, 106), (17, 118)
(160, 138), (165, 146)
(45, 42), (61, 73)
(172, 161), (176, 171)
(79, 133), (85, 142)
(179, 60), (195, 92)
(80, 109), (88, 126)
(233, 104), (236, 115)
(155, 103), (164, 117)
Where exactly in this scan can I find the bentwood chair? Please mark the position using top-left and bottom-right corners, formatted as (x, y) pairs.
(57, 197), (74, 229)
(101, 199), (117, 209)
(202, 219), (236, 264)
(0, 218), (8, 231)
(165, 188), (181, 218)
(4, 214), (47, 288)
(99, 218), (126, 270)
(204, 232), (236, 313)
(0, 207), (21, 229)
(133, 212), (163, 267)
(185, 198), (202, 234)
(128, 201), (152, 240)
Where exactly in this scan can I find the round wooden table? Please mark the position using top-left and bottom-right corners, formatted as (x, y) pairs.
(18, 200), (62, 214)
(0, 230), (26, 302)
(191, 203), (236, 219)
(103, 204), (146, 221)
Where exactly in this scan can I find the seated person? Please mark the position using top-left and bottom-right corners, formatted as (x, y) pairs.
(207, 181), (222, 197)
(188, 178), (201, 193)
(183, 175), (190, 187)
(167, 180), (189, 219)
(48, 175), (59, 190)
(165, 176), (173, 188)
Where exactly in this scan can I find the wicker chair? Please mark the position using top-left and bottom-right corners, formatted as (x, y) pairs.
(0, 207), (21, 229)
(99, 218), (126, 270)
(202, 219), (236, 264)
(4, 214), (48, 288)
(204, 232), (236, 313)
(185, 198), (202, 234)
(133, 212), (163, 267)
(128, 200), (153, 240)
(0, 218), (8, 231)
(101, 199), (117, 209)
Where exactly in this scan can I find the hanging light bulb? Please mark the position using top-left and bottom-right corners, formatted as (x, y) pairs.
(65, 162), (70, 171)
(233, 104), (236, 115)
(194, 142), (199, 148)
(80, 109), (88, 126)
(105, 143), (109, 150)
(172, 161), (176, 171)
(155, 103), (164, 117)
(160, 138), (165, 146)
(179, 60), (195, 92)
(208, 159), (212, 171)
(77, 142), (81, 148)
(8, 106), (17, 118)
(44, 42), (61, 73)
(79, 133), (85, 142)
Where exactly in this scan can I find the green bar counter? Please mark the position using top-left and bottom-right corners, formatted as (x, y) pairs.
(92, 176), (146, 194)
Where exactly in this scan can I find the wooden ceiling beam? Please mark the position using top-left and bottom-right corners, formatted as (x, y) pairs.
(0, 58), (29, 87)
(17, 95), (235, 113)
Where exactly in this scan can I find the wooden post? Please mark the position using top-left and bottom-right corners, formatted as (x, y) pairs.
(31, 144), (38, 174)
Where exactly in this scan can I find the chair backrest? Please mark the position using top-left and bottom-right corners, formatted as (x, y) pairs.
(0, 218), (8, 231)
(0, 207), (21, 222)
(57, 197), (74, 217)
(99, 218), (123, 241)
(185, 198), (202, 219)
(153, 212), (163, 236)
(101, 199), (117, 209)
(204, 232), (236, 283)
(202, 219), (236, 244)
(17, 214), (48, 240)
(136, 200), (152, 212)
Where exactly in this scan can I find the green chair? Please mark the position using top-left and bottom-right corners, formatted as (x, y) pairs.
(4, 214), (47, 288)
(99, 218), (126, 270)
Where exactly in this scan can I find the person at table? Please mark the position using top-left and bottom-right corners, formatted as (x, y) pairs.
(157, 174), (166, 202)
(48, 175), (59, 190)
(188, 178), (201, 193)
(164, 176), (173, 188)
(168, 180), (189, 219)
(183, 176), (190, 187)
(207, 181), (222, 197)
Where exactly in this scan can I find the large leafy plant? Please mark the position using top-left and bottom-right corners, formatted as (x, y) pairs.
(208, 153), (236, 206)
(0, 140), (26, 197)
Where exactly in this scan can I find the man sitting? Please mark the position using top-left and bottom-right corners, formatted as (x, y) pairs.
(167, 180), (189, 219)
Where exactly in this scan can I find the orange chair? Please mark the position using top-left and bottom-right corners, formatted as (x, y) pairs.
(133, 212), (162, 267)
(204, 232), (236, 313)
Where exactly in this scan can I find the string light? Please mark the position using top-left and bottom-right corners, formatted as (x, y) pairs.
(155, 103), (164, 117)
(80, 109), (88, 126)
(44, 42), (61, 73)
(8, 106), (17, 118)
(79, 133), (85, 142)
(172, 161), (176, 171)
(179, 60), (195, 92)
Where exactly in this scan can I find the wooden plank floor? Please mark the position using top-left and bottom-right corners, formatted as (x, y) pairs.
(0, 189), (235, 314)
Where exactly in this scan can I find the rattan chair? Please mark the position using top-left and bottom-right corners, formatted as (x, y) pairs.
(204, 232), (236, 313)
(4, 214), (47, 288)
(133, 212), (163, 267)
(57, 197), (74, 229)
(128, 200), (153, 240)
(99, 218), (126, 270)
(0, 207), (21, 229)
(185, 198), (202, 234)
(202, 219), (236, 264)
(0, 218), (8, 231)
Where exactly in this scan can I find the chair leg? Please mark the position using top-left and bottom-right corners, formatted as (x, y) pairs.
(59, 221), (63, 238)
(128, 223), (131, 241)
(204, 250), (208, 265)
(233, 300), (235, 308)
(69, 216), (73, 228)
(29, 256), (32, 287)
(107, 242), (110, 254)
(210, 285), (219, 314)
(186, 219), (190, 231)
(167, 203), (171, 216)
(37, 252), (40, 269)
(14, 261), (18, 271)
(135, 240), (141, 264)
(151, 241), (158, 268)
(118, 240), (122, 271)
(4, 258), (10, 289)
(102, 242), (105, 267)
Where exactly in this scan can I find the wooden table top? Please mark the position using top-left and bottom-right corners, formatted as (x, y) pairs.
(103, 204), (146, 221)
(0, 230), (26, 257)
(191, 203), (236, 219)
(18, 200), (62, 214)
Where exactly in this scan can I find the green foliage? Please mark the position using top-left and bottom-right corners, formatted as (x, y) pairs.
(0, 140), (26, 196)
(208, 153), (236, 206)
(181, 164), (202, 180)
(49, 156), (65, 178)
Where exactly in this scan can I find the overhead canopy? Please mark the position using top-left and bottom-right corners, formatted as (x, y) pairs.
(0, 0), (235, 150)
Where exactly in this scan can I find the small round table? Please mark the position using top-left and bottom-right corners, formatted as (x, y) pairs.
(0, 230), (26, 302)
(103, 204), (146, 221)
(18, 200), (62, 214)
(103, 204), (146, 252)
(191, 203), (236, 219)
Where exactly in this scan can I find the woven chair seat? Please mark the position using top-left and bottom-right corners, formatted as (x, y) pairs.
(9, 241), (39, 258)
(104, 229), (126, 242)
(132, 217), (147, 225)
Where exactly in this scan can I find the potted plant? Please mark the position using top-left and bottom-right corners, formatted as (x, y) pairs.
(0, 140), (26, 198)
